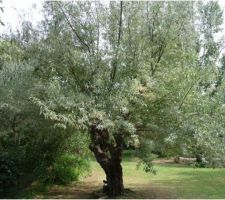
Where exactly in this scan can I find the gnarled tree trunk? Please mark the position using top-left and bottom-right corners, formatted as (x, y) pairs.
(89, 125), (124, 197)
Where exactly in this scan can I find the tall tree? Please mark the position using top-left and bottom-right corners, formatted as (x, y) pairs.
(178, 1), (225, 166)
(26, 1), (204, 196)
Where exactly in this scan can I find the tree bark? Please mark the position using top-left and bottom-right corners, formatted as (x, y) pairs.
(89, 125), (124, 197)
(104, 159), (124, 197)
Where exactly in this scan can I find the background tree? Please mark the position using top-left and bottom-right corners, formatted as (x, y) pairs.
(0, 26), (90, 196)
(175, 1), (225, 167)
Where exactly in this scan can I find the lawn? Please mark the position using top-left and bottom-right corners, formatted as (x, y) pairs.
(121, 161), (225, 198)
(7, 158), (225, 199)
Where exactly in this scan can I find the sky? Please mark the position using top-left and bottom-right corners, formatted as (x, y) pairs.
(1, 0), (225, 34)
(1, 0), (44, 33)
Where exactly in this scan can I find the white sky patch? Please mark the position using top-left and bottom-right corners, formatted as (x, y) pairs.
(1, 0), (44, 34)
(1, 0), (110, 34)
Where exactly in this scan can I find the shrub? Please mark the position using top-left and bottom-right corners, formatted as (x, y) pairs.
(195, 155), (207, 168)
(43, 153), (90, 185)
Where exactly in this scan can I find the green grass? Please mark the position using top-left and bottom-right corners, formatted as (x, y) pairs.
(154, 166), (225, 198)
(90, 157), (225, 199)
(6, 155), (225, 199)
(125, 162), (225, 198)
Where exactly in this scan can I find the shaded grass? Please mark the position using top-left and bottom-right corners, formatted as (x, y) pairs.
(1, 174), (50, 199)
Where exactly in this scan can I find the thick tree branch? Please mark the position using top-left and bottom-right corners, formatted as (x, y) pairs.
(110, 1), (123, 81)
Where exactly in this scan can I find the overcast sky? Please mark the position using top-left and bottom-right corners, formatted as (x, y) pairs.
(1, 0), (43, 33)
(1, 0), (225, 34)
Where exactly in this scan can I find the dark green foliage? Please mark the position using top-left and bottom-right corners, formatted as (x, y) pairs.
(0, 154), (20, 195)
(43, 153), (90, 184)
(195, 155), (207, 168)
(24, 129), (91, 184)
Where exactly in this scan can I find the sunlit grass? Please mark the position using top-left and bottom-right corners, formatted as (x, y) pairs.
(125, 162), (225, 198)
(90, 159), (225, 198)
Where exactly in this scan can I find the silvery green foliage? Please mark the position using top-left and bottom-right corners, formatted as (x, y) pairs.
(0, 60), (36, 133)
(175, 2), (225, 167)
(4, 1), (225, 169)
(30, 2), (198, 137)
(198, 1), (224, 67)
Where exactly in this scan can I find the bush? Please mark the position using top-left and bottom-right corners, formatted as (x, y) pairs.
(43, 153), (90, 185)
(0, 154), (20, 195)
(195, 155), (207, 168)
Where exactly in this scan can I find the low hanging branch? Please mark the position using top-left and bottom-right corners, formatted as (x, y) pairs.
(110, 1), (123, 81)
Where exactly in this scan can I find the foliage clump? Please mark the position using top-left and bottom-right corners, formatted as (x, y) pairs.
(44, 153), (90, 184)
(0, 154), (20, 195)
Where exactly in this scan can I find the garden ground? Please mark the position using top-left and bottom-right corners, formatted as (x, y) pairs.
(12, 157), (225, 199)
